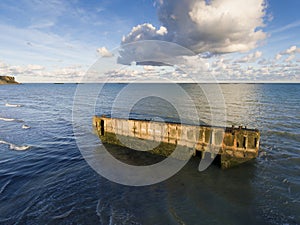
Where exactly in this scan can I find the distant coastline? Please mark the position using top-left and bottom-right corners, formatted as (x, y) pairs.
(0, 76), (19, 85)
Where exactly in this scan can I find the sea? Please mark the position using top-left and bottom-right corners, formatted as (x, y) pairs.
(0, 83), (299, 225)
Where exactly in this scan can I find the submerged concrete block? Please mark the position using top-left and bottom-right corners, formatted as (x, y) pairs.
(93, 116), (260, 169)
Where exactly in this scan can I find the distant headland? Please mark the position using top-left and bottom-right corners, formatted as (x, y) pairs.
(0, 76), (19, 84)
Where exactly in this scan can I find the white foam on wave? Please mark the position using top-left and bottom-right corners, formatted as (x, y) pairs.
(0, 117), (15, 122)
(52, 208), (74, 219)
(10, 144), (30, 151)
(0, 140), (30, 151)
(5, 103), (22, 107)
(0, 117), (23, 122)
(22, 124), (31, 129)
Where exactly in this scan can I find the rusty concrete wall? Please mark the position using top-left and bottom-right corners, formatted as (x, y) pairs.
(93, 116), (260, 169)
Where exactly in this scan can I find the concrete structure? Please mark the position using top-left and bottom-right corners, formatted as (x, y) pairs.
(93, 116), (260, 169)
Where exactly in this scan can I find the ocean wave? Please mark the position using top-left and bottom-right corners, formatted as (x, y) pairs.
(5, 103), (22, 107)
(0, 140), (30, 151)
(267, 130), (299, 142)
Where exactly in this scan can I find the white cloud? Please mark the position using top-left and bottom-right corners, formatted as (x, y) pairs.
(258, 58), (272, 65)
(286, 46), (297, 54)
(114, 46), (299, 82)
(122, 0), (267, 54)
(0, 60), (85, 82)
(285, 55), (295, 62)
(275, 53), (282, 60)
(235, 51), (263, 63)
(280, 45), (299, 55)
(203, 47), (300, 81)
(143, 65), (155, 71)
(122, 23), (168, 43)
(97, 47), (114, 57)
(275, 46), (299, 63)
(156, 26), (168, 35)
(0, 62), (45, 75)
(27, 64), (45, 70)
(1, 45), (299, 83)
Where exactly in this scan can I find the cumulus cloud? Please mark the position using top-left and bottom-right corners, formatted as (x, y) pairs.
(275, 53), (282, 60)
(275, 46), (299, 63)
(280, 45), (300, 55)
(258, 58), (272, 65)
(97, 47), (114, 57)
(27, 64), (45, 70)
(235, 51), (263, 63)
(122, 0), (267, 55)
(101, 66), (178, 82)
(0, 60), (85, 82)
(0, 62), (45, 76)
(143, 65), (155, 71)
(286, 46), (297, 54)
(122, 23), (167, 43)
(285, 55), (295, 62)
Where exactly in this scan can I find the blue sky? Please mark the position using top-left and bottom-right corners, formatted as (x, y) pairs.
(0, 0), (299, 82)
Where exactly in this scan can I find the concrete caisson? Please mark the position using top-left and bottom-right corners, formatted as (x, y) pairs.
(93, 116), (260, 169)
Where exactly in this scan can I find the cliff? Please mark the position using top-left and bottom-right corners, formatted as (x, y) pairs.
(0, 76), (19, 84)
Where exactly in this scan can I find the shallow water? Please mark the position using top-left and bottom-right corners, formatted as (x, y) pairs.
(0, 83), (299, 224)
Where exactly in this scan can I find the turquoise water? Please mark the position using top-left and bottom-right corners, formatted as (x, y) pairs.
(0, 83), (299, 224)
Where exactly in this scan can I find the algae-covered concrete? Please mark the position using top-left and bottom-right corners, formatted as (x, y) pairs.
(93, 116), (260, 169)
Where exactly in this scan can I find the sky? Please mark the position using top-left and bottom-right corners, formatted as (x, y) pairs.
(0, 0), (299, 83)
